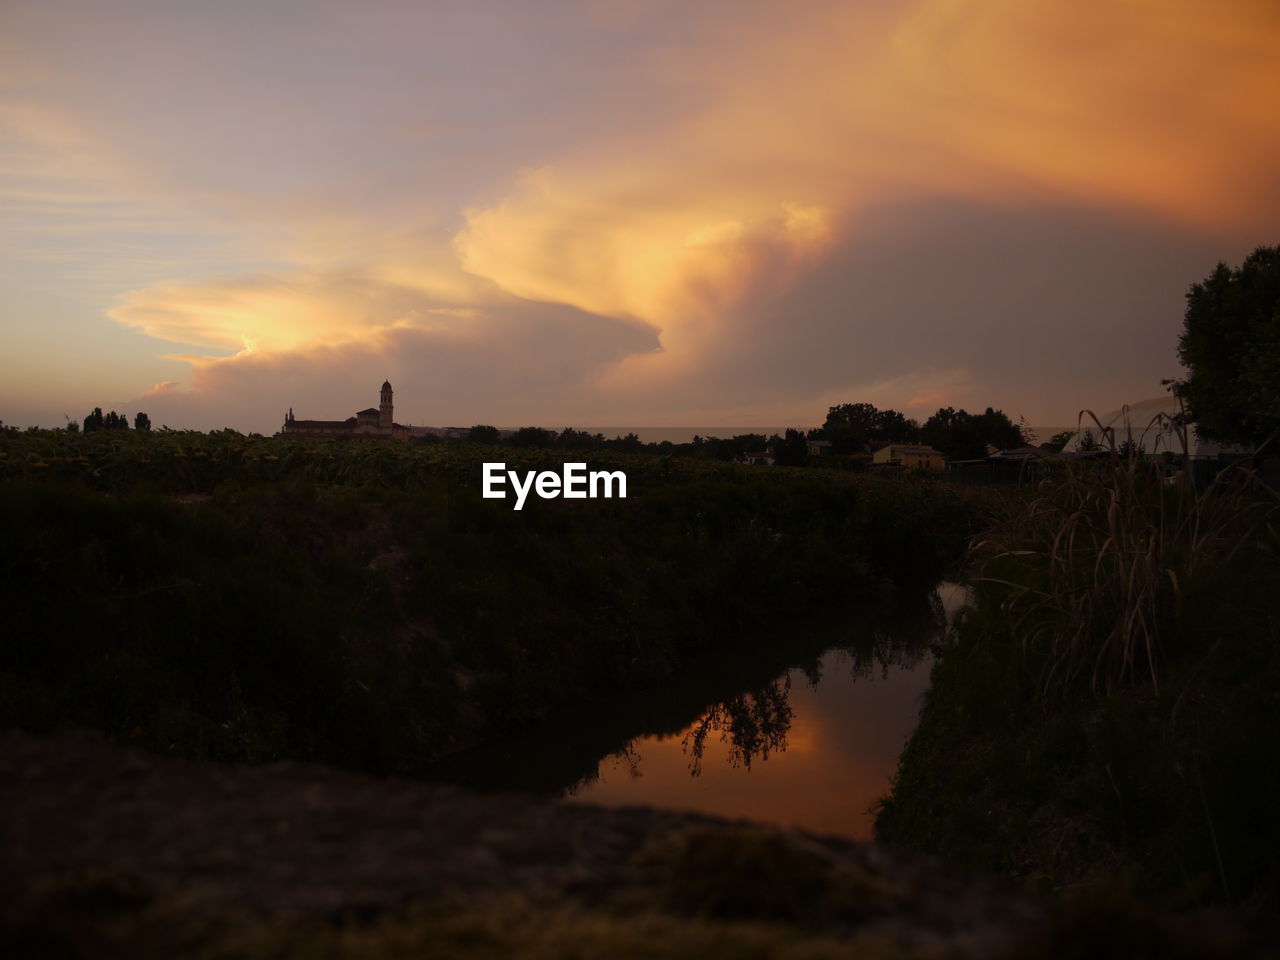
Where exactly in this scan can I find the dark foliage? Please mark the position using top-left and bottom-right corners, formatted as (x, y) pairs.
(770, 428), (809, 466)
(818, 402), (920, 454)
(919, 407), (1023, 460)
(1175, 245), (1280, 447)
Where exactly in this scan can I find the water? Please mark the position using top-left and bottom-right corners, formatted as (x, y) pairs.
(424, 582), (970, 843)
(564, 646), (932, 840)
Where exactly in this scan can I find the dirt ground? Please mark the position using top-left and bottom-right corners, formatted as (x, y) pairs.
(0, 732), (1266, 959)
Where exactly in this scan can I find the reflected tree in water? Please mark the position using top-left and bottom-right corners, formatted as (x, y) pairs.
(568, 743), (643, 795)
(548, 583), (957, 794)
(673, 585), (949, 777)
(833, 587), (946, 681)
(681, 677), (795, 775)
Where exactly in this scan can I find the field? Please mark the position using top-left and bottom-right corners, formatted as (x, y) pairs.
(1, 426), (976, 772)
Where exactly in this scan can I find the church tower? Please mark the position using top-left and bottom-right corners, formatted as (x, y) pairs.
(379, 380), (393, 429)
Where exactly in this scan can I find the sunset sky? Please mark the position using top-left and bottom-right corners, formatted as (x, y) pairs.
(3, 0), (1278, 433)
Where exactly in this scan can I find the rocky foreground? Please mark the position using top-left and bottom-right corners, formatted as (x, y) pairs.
(1, 733), (1268, 959)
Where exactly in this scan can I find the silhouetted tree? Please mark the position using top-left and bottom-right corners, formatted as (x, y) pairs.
(920, 407), (1023, 460)
(509, 426), (553, 447)
(83, 407), (104, 432)
(609, 432), (643, 453)
(554, 427), (603, 449)
(1174, 245), (1280, 447)
(695, 433), (768, 461)
(468, 424), (500, 443)
(1017, 416), (1037, 446)
(134, 411), (151, 431)
(820, 402), (919, 453)
(770, 428), (809, 467)
(1042, 430), (1074, 453)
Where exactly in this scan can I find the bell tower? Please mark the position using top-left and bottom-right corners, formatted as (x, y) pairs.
(379, 380), (393, 429)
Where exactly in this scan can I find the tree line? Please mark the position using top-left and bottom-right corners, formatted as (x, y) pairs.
(68, 408), (151, 433)
(815, 402), (1025, 461)
(451, 402), (1030, 467)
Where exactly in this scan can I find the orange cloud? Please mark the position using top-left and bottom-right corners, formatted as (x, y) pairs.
(906, 389), (959, 410)
(889, 0), (1280, 228)
(111, 271), (429, 354)
(94, 0), (1279, 370)
(458, 0), (1280, 352)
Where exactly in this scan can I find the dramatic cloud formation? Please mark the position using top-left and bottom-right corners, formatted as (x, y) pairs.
(2, 0), (1277, 431)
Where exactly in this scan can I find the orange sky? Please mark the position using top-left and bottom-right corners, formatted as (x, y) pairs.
(2, 0), (1277, 431)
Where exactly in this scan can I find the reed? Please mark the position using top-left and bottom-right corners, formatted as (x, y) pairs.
(971, 408), (1277, 696)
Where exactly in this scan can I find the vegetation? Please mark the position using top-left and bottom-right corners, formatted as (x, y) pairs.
(1041, 431), (1075, 454)
(769, 428), (808, 467)
(0, 426), (976, 772)
(879, 248), (1280, 911)
(82, 407), (136, 433)
(1174, 245), (1280, 448)
(819, 403), (920, 453)
(811, 402), (1027, 460)
(919, 407), (1025, 461)
(877, 441), (1280, 906)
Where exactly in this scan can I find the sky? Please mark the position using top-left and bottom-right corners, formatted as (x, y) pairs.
(2, 0), (1278, 433)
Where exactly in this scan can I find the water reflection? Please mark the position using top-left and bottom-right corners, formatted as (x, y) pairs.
(424, 582), (965, 841)
(683, 679), (794, 775)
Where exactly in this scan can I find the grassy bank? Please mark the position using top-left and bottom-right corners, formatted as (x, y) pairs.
(876, 455), (1280, 909)
(1, 428), (975, 772)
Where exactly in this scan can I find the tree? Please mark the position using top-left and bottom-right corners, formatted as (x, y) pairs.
(920, 406), (1023, 461)
(770, 429), (809, 467)
(509, 426), (553, 447)
(554, 427), (605, 450)
(1175, 245), (1280, 447)
(134, 411), (151, 431)
(468, 424), (500, 443)
(1042, 430), (1074, 453)
(821, 402), (919, 453)
(83, 407), (105, 433)
(609, 432), (643, 453)
(1016, 416), (1038, 446)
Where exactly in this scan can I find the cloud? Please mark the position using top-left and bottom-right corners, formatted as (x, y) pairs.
(5, 0), (1278, 430)
(450, 0), (1280, 403)
(117, 267), (660, 432)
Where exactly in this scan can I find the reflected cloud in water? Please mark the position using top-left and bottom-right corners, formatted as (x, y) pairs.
(561, 583), (965, 839)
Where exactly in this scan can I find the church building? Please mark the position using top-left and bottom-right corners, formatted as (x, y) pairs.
(281, 381), (411, 440)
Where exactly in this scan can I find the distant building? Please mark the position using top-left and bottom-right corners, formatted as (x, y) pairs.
(281, 381), (411, 440)
(871, 444), (945, 471)
(806, 439), (833, 456)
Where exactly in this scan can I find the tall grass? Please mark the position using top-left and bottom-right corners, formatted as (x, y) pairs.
(972, 409), (1278, 696)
